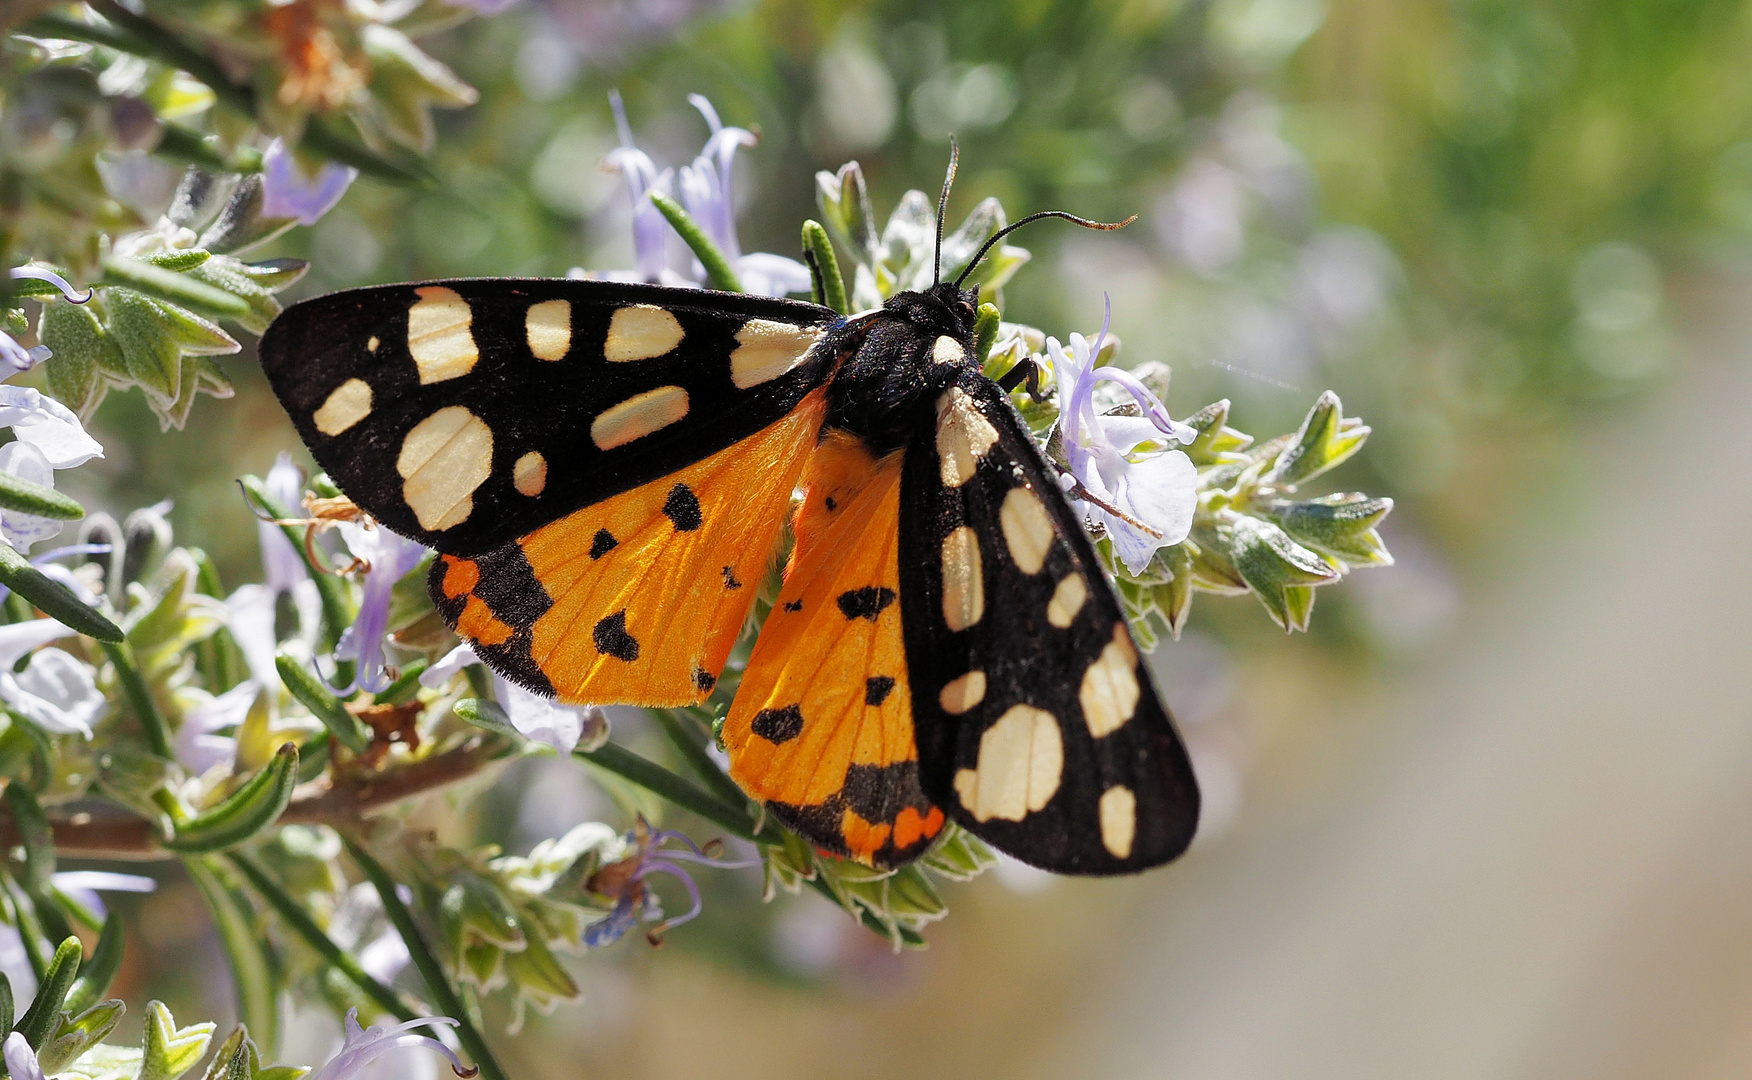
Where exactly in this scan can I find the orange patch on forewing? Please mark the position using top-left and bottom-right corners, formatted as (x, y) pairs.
(456, 596), (513, 646)
(840, 808), (893, 863)
(893, 805), (945, 850)
(440, 555), (479, 599)
(724, 431), (915, 809)
(515, 391), (828, 706)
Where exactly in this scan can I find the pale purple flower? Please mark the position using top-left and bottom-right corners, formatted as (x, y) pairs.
(602, 93), (811, 297)
(583, 821), (752, 948)
(0, 618), (103, 738)
(604, 90), (681, 285)
(175, 679), (258, 774)
(1053, 299), (1198, 575)
(421, 643), (605, 754)
(261, 139), (359, 227)
(333, 521), (428, 693)
(0, 382), (105, 550)
(304, 1010), (473, 1080)
(259, 452), (311, 594)
(4, 1032), (45, 1080)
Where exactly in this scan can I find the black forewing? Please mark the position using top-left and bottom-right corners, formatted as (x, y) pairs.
(259, 278), (837, 554)
(897, 375), (1200, 875)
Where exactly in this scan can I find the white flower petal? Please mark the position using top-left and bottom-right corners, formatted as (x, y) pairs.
(0, 442), (63, 548)
(8, 647), (106, 738)
(0, 618), (76, 669)
(420, 643), (481, 689)
(1121, 449), (1198, 548)
(497, 677), (585, 753)
(3, 1031), (45, 1080)
(0, 386), (103, 468)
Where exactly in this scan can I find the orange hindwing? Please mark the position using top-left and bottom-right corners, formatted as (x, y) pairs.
(723, 431), (945, 867)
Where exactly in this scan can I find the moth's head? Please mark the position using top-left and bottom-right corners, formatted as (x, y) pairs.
(884, 282), (979, 339)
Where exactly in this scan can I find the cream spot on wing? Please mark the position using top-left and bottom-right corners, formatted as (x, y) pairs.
(406, 286), (478, 384)
(1099, 785), (1137, 859)
(932, 335), (964, 365)
(366, 336), (379, 353)
(525, 299), (572, 361)
(952, 705), (1062, 822)
(313, 378), (372, 436)
(513, 450), (547, 496)
(730, 319), (822, 388)
(1080, 622), (1141, 737)
(590, 385), (690, 450)
(396, 406), (492, 531)
(604, 304), (684, 362)
(938, 670), (986, 715)
(941, 525), (984, 631)
(999, 486), (1054, 574)
(935, 387), (1000, 487)
(1047, 573), (1088, 628)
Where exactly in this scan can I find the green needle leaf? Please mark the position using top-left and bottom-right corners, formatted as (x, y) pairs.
(98, 257), (250, 319)
(14, 936), (82, 1049)
(649, 192), (742, 292)
(164, 743), (298, 853)
(0, 542), (123, 642)
(276, 654), (369, 755)
(802, 220), (849, 314)
(0, 471), (84, 521)
(64, 916), (124, 1015)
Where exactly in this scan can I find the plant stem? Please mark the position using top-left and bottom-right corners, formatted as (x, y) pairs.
(345, 839), (509, 1080)
(100, 640), (173, 759)
(227, 851), (422, 1025)
(574, 741), (757, 841)
(646, 708), (750, 812)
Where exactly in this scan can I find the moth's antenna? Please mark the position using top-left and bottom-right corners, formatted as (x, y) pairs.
(953, 210), (1138, 289)
(934, 137), (959, 287)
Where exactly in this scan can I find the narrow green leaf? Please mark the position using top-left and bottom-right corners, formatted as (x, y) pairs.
(164, 743), (298, 853)
(347, 840), (507, 1080)
(801, 220), (848, 314)
(139, 251), (212, 273)
(98, 257), (249, 319)
(14, 936), (82, 1048)
(3, 786), (55, 892)
(184, 862), (277, 1057)
(453, 698), (524, 743)
(276, 654), (369, 755)
(0, 542), (123, 641)
(0, 471), (83, 521)
(0, 976), (11, 1035)
(64, 915), (124, 1014)
(649, 192), (742, 292)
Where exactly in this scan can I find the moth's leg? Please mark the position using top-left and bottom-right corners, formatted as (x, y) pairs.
(997, 357), (1047, 404)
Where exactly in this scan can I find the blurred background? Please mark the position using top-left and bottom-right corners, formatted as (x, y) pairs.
(59, 0), (1752, 1076)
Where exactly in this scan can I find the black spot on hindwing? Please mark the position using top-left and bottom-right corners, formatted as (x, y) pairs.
(693, 668), (716, 691)
(721, 565), (742, 590)
(782, 599), (803, 612)
(865, 676), (895, 706)
(836, 586), (897, 621)
(751, 704), (803, 744)
(589, 529), (618, 559)
(663, 483), (702, 531)
(592, 610), (639, 662)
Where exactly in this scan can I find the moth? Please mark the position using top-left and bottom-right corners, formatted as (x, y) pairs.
(258, 162), (1200, 875)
